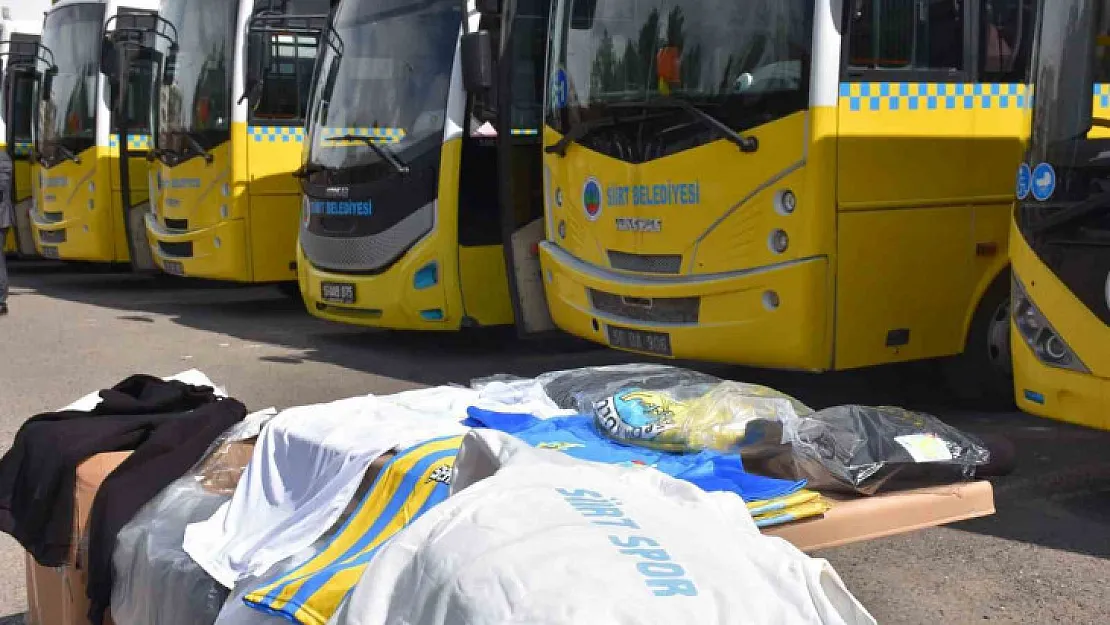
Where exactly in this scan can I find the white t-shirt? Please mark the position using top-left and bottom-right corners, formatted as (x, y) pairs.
(183, 383), (568, 590)
(328, 430), (877, 625)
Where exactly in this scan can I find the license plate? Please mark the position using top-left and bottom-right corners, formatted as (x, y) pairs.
(40, 246), (59, 259)
(162, 260), (185, 276)
(606, 325), (673, 357)
(321, 281), (356, 304)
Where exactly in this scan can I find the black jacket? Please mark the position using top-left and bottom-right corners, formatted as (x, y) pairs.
(0, 375), (247, 624)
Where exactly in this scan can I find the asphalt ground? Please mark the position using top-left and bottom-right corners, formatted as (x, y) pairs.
(1, 259), (1108, 624)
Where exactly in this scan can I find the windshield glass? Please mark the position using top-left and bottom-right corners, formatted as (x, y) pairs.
(305, 0), (463, 174)
(1020, 0), (1110, 325)
(5, 71), (38, 147)
(37, 3), (106, 153)
(546, 0), (812, 160)
(157, 0), (237, 148)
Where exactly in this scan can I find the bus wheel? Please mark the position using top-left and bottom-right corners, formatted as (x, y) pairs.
(942, 271), (1015, 410)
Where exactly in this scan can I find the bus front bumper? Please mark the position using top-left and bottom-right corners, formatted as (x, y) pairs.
(146, 215), (249, 282)
(1013, 324), (1110, 431)
(30, 210), (116, 263)
(538, 242), (830, 370)
(296, 242), (457, 331)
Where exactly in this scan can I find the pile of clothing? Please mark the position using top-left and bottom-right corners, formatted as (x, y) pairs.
(0, 364), (1002, 625)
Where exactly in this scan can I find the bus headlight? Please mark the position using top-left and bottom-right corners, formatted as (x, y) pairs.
(1012, 275), (1090, 373)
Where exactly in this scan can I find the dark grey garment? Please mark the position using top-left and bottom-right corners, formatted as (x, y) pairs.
(0, 230), (7, 305)
(0, 152), (12, 230)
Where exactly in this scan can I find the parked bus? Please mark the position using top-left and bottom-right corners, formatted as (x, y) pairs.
(1012, 0), (1110, 429)
(538, 0), (1036, 405)
(145, 0), (328, 285)
(0, 6), (46, 258)
(30, 0), (159, 268)
(295, 0), (555, 333)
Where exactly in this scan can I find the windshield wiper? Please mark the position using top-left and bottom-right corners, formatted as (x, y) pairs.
(1029, 191), (1110, 236)
(608, 97), (759, 153)
(292, 162), (333, 179)
(325, 135), (409, 175)
(42, 142), (82, 165)
(181, 132), (215, 164)
(544, 115), (623, 157)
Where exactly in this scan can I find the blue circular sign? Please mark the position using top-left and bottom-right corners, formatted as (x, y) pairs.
(1015, 163), (1031, 200)
(553, 68), (568, 109)
(1031, 162), (1056, 202)
(582, 177), (602, 221)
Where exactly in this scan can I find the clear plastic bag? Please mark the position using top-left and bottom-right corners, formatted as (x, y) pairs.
(585, 380), (812, 453)
(110, 409), (277, 625)
(534, 363), (725, 409)
(770, 405), (992, 495)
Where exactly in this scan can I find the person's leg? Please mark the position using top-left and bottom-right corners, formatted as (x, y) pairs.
(0, 228), (8, 313)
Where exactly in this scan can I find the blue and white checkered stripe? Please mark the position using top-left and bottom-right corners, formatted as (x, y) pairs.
(108, 134), (153, 150)
(249, 126), (306, 143)
(839, 83), (1031, 112)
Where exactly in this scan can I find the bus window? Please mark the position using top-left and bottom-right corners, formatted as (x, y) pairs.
(979, 0), (1035, 82)
(253, 32), (320, 121)
(848, 0), (964, 73)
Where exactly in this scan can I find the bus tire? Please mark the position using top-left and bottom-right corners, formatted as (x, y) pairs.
(942, 270), (1015, 410)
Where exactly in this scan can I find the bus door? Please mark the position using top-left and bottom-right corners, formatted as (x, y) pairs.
(468, 0), (555, 334)
(1, 34), (41, 256)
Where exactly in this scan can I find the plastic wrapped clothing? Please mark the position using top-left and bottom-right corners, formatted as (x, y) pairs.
(110, 408), (278, 625)
(327, 430), (876, 625)
(772, 405), (992, 495)
(464, 407), (806, 501)
(479, 363), (724, 410)
(588, 381), (811, 454)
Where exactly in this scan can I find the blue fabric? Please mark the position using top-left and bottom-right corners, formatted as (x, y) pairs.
(464, 408), (805, 502)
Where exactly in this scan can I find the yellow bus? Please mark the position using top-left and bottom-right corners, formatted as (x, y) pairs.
(296, 0), (555, 332)
(1, 12), (45, 258)
(539, 0), (1036, 406)
(1011, 0), (1110, 429)
(145, 0), (328, 285)
(30, 0), (159, 268)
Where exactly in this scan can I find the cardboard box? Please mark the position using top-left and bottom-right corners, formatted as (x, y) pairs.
(25, 452), (132, 625)
(764, 480), (996, 552)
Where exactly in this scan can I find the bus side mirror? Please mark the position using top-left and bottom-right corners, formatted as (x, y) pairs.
(245, 31), (267, 91)
(571, 0), (597, 29)
(163, 48), (178, 85)
(100, 37), (118, 79)
(42, 67), (57, 101)
(461, 31), (493, 93)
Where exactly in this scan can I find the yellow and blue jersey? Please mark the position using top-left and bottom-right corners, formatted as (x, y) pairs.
(243, 435), (464, 625)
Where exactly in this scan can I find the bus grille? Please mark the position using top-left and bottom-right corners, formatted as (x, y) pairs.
(300, 203), (434, 273)
(38, 229), (66, 244)
(608, 250), (682, 274)
(158, 241), (194, 258)
(589, 289), (700, 324)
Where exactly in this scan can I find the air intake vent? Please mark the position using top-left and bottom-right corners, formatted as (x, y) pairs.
(164, 218), (188, 231)
(608, 250), (682, 274)
(158, 241), (194, 258)
(589, 289), (700, 324)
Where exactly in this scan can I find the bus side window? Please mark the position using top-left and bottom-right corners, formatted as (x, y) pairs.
(979, 0), (1035, 83)
(848, 0), (964, 72)
(252, 32), (319, 122)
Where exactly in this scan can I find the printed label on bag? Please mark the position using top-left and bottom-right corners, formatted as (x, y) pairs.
(894, 434), (955, 463)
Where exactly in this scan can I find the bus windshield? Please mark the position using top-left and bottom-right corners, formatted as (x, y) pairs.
(157, 0), (237, 150)
(545, 0), (812, 161)
(305, 0), (463, 174)
(37, 3), (105, 154)
(1020, 0), (1110, 325)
